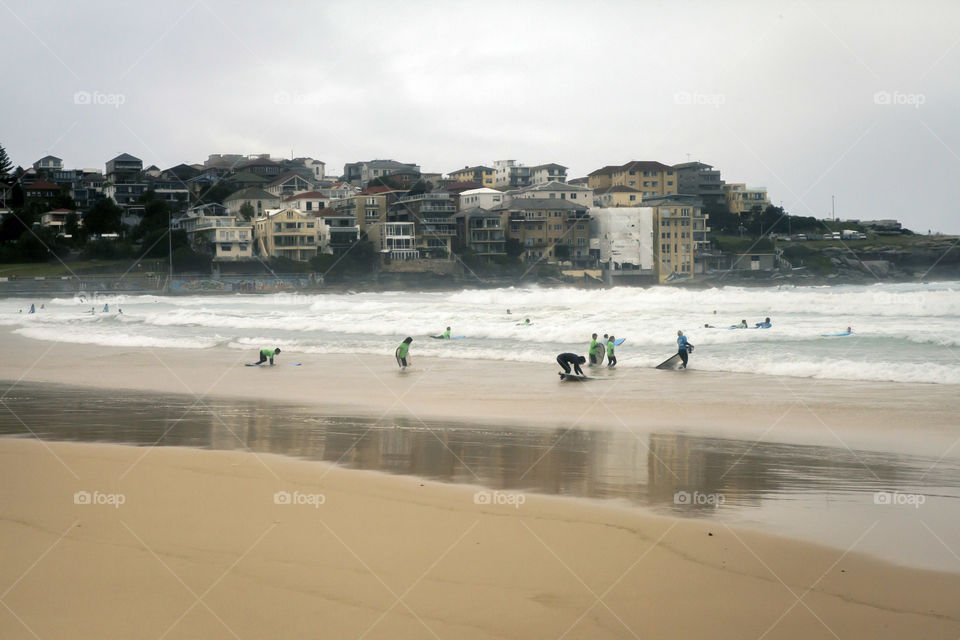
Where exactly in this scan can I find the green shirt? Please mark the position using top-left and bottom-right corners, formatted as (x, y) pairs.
(397, 343), (409, 358)
(260, 348), (276, 358)
(589, 339), (598, 355)
(606, 340), (615, 356)
(442, 330), (451, 339)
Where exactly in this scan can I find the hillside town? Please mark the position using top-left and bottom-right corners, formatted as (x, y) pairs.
(0, 147), (919, 287)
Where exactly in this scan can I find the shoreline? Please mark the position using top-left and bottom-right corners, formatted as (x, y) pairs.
(2, 437), (959, 639)
(2, 329), (959, 441)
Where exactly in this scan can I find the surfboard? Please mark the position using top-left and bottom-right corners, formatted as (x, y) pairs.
(821, 331), (852, 337)
(614, 338), (626, 346)
(430, 335), (465, 339)
(558, 372), (591, 381)
(246, 362), (301, 367)
(590, 343), (606, 366)
(655, 353), (686, 370)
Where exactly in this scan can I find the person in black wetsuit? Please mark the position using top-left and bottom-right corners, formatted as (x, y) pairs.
(557, 353), (586, 376)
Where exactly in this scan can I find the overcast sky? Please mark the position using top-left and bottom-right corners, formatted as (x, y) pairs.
(3, 0), (958, 232)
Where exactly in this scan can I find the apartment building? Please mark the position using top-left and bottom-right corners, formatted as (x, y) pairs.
(528, 163), (567, 185)
(176, 204), (254, 261)
(387, 192), (457, 259)
(454, 207), (506, 258)
(254, 207), (328, 262)
(491, 198), (591, 265)
(723, 183), (771, 215)
(587, 161), (678, 199)
(447, 165), (495, 187)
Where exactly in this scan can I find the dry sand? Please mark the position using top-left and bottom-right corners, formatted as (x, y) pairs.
(2, 438), (959, 639)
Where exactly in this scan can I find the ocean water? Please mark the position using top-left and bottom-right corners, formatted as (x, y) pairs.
(3, 281), (959, 385)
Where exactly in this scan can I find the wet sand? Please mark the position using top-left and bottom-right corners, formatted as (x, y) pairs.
(3, 330), (960, 637)
(2, 437), (960, 639)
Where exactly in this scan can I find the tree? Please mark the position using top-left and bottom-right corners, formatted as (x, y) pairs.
(64, 212), (81, 241)
(239, 202), (255, 221)
(84, 199), (124, 236)
(0, 143), (12, 178)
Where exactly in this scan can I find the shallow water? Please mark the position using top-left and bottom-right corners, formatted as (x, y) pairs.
(4, 281), (960, 384)
(2, 381), (958, 571)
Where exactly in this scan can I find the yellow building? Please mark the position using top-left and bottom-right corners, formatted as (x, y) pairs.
(652, 203), (696, 282)
(593, 185), (642, 207)
(447, 165), (495, 187)
(723, 183), (770, 215)
(587, 161), (678, 199)
(254, 207), (329, 262)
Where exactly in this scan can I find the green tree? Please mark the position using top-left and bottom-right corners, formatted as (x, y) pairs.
(0, 143), (12, 178)
(239, 202), (255, 221)
(83, 198), (124, 236)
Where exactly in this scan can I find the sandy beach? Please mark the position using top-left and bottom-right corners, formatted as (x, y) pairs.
(3, 329), (960, 638)
(2, 437), (959, 639)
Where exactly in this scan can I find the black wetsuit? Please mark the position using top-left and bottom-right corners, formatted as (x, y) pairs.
(557, 353), (584, 376)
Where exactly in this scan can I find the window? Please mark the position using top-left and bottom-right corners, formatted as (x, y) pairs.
(306, 202), (312, 211)
(629, 195), (636, 201)
(274, 223), (281, 232)
(577, 237), (586, 246)
(220, 244), (232, 251)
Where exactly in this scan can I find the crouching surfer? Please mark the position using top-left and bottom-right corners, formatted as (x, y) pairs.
(557, 352), (586, 377)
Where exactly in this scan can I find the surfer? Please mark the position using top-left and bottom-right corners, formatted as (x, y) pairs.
(588, 333), (600, 365)
(396, 337), (413, 369)
(677, 331), (694, 369)
(736, 319), (747, 328)
(29, 304), (35, 314)
(255, 347), (281, 366)
(557, 353), (586, 376)
(103, 303), (109, 313)
(442, 326), (451, 339)
(755, 317), (772, 328)
(606, 336), (617, 368)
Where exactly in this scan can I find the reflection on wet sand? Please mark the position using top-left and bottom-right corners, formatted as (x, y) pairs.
(3, 382), (957, 512)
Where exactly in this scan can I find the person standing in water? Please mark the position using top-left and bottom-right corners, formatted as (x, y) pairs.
(606, 335), (617, 368)
(676, 330), (694, 369)
(28, 304), (35, 314)
(396, 337), (413, 369)
(588, 333), (600, 365)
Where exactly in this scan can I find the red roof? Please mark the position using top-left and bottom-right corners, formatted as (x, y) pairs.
(26, 180), (59, 191)
(360, 185), (395, 195)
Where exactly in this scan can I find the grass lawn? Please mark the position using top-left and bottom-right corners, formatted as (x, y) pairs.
(0, 259), (166, 278)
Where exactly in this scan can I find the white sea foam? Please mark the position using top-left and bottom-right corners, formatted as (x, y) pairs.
(5, 282), (960, 384)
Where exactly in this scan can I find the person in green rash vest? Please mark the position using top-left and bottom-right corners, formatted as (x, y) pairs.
(588, 333), (600, 365)
(442, 327), (451, 339)
(396, 337), (413, 368)
(606, 335), (617, 368)
(255, 347), (281, 365)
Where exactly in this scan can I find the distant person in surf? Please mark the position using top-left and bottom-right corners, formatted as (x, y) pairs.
(396, 337), (413, 369)
(677, 330), (694, 369)
(557, 353), (586, 376)
(588, 333), (600, 365)
(442, 326), (451, 339)
(254, 347), (281, 366)
(755, 317), (772, 328)
(606, 336), (617, 368)
(29, 304), (35, 314)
